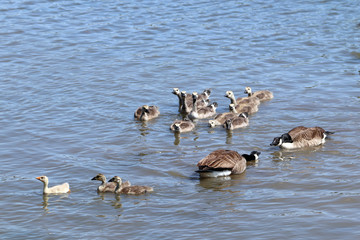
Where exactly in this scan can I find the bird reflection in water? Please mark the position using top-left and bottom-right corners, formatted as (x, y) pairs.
(197, 173), (247, 191)
(41, 193), (70, 212)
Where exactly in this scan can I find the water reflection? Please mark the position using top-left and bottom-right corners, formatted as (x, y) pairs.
(225, 130), (232, 144)
(197, 173), (247, 190)
(112, 195), (122, 209)
(41, 193), (70, 212)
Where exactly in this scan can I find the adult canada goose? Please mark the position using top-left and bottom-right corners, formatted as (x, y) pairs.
(36, 176), (70, 194)
(91, 173), (131, 193)
(208, 104), (238, 127)
(170, 118), (195, 133)
(134, 105), (160, 121)
(270, 126), (334, 149)
(244, 86), (273, 101)
(108, 176), (154, 195)
(225, 90), (260, 106)
(223, 112), (249, 130)
(188, 92), (218, 120)
(196, 150), (261, 178)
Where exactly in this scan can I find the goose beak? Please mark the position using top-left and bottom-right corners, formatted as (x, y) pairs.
(36, 176), (41, 180)
(91, 177), (96, 180)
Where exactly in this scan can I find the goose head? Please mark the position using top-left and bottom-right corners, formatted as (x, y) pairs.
(203, 89), (212, 98)
(239, 112), (248, 118)
(91, 173), (106, 182)
(229, 104), (237, 113)
(208, 120), (216, 128)
(142, 105), (150, 113)
(108, 176), (122, 185)
(36, 176), (49, 184)
(172, 88), (181, 96)
(224, 90), (234, 99)
(244, 86), (252, 94)
(224, 119), (232, 130)
(173, 122), (182, 132)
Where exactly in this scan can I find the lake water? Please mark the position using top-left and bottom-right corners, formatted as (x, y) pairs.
(1, 0), (360, 239)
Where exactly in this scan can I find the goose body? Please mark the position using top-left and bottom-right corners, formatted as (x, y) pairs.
(91, 173), (130, 193)
(244, 87), (273, 101)
(223, 112), (249, 130)
(196, 150), (261, 178)
(170, 119), (195, 133)
(36, 176), (70, 194)
(134, 105), (160, 121)
(234, 102), (258, 115)
(270, 126), (334, 149)
(109, 176), (154, 195)
(225, 90), (260, 106)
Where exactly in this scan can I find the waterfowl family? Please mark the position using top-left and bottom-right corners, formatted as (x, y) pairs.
(244, 86), (273, 101)
(134, 105), (160, 121)
(109, 176), (154, 195)
(223, 112), (249, 130)
(36, 176), (70, 194)
(270, 126), (334, 149)
(91, 173), (131, 193)
(196, 150), (261, 178)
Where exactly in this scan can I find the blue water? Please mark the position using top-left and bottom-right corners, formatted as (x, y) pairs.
(1, 0), (360, 239)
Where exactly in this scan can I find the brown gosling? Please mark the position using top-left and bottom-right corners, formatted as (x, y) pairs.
(244, 86), (273, 101)
(223, 112), (249, 130)
(134, 105), (160, 121)
(196, 150), (261, 178)
(225, 90), (260, 106)
(188, 92), (218, 120)
(91, 173), (130, 193)
(108, 176), (154, 195)
(170, 118), (195, 133)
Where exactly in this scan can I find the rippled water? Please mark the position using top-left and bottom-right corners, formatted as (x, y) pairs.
(1, 0), (360, 239)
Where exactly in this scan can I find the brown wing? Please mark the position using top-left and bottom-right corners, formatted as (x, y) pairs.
(288, 126), (308, 138)
(293, 127), (325, 141)
(197, 149), (243, 170)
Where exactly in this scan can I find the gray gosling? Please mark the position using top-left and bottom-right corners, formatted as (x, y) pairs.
(244, 86), (273, 101)
(109, 176), (154, 195)
(223, 112), (249, 130)
(91, 173), (130, 193)
(134, 105), (160, 121)
(196, 150), (261, 178)
(225, 90), (260, 106)
(170, 118), (195, 133)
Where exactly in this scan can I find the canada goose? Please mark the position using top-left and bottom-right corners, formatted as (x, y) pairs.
(108, 176), (154, 195)
(188, 92), (218, 120)
(270, 126), (334, 149)
(196, 150), (261, 178)
(170, 118), (195, 133)
(223, 112), (249, 130)
(208, 105), (238, 127)
(225, 90), (260, 106)
(244, 87), (273, 101)
(134, 105), (160, 121)
(36, 176), (70, 194)
(91, 173), (131, 193)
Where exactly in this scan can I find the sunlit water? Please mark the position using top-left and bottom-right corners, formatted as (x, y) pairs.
(1, 0), (359, 239)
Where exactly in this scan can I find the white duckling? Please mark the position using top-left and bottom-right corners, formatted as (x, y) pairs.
(36, 175), (70, 194)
